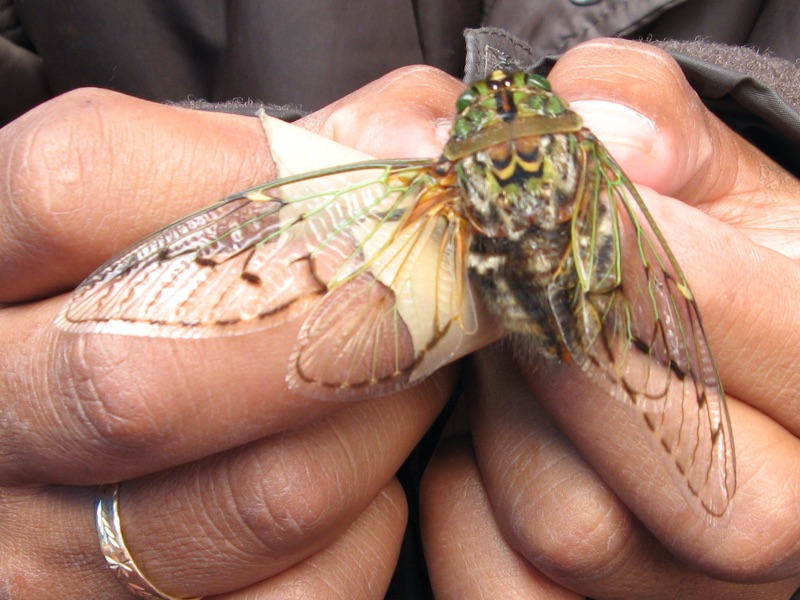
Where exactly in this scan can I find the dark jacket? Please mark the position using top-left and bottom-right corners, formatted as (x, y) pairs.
(2, 0), (799, 117)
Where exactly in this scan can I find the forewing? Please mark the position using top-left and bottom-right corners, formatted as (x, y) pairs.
(567, 134), (735, 519)
(57, 160), (432, 337)
(58, 160), (497, 399)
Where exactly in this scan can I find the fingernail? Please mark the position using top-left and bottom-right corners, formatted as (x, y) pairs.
(569, 101), (655, 155)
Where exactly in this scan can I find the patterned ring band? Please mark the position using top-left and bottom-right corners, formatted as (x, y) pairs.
(95, 483), (203, 600)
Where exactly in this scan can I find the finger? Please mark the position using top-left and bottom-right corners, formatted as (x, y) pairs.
(524, 350), (800, 580)
(0, 485), (122, 598)
(550, 39), (800, 240)
(468, 345), (800, 594)
(0, 296), (455, 485)
(2, 483), (406, 600)
(298, 65), (462, 158)
(634, 190), (800, 436)
(420, 435), (582, 600)
(221, 479), (407, 600)
(4, 390), (438, 598)
(0, 88), (273, 302)
(518, 353), (800, 580)
(121, 395), (433, 596)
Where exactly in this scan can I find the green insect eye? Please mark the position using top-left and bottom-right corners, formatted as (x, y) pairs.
(456, 88), (478, 113)
(525, 74), (551, 91)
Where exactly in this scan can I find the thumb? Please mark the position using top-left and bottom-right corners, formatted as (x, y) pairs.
(547, 38), (752, 207)
(298, 65), (462, 159)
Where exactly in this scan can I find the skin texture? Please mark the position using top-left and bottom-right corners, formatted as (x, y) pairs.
(1, 38), (799, 598)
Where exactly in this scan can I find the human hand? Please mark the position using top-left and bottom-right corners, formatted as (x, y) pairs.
(421, 39), (800, 599)
(0, 67), (463, 598)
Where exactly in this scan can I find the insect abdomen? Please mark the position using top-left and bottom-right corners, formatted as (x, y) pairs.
(469, 226), (575, 357)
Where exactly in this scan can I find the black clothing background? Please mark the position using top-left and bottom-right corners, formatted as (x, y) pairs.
(3, 0), (800, 125)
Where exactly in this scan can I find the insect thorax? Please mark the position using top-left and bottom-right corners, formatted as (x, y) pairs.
(460, 132), (584, 355)
(458, 133), (579, 238)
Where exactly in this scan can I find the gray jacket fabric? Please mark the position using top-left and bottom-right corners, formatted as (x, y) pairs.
(3, 0), (799, 116)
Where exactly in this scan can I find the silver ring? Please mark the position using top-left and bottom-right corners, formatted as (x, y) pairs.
(95, 483), (202, 600)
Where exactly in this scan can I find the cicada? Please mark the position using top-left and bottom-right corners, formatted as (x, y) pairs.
(57, 70), (735, 518)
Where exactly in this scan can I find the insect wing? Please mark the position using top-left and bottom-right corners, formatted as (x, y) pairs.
(567, 134), (735, 519)
(289, 185), (493, 397)
(57, 160), (496, 398)
(58, 162), (411, 336)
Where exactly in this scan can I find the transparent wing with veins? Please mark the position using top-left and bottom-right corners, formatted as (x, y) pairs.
(562, 133), (735, 520)
(57, 160), (496, 399)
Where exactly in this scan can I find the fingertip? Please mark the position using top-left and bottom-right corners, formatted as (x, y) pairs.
(361, 113), (447, 159)
(319, 105), (449, 159)
(300, 64), (461, 159)
(548, 39), (712, 197)
(550, 38), (690, 106)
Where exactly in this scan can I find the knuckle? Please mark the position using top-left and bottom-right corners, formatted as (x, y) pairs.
(0, 327), (175, 484)
(510, 484), (633, 583)
(62, 336), (169, 465)
(232, 449), (341, 554)
(4, 88), (122, 253)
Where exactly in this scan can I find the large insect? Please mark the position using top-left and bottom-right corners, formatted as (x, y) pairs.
(57, 70), (735, 519)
